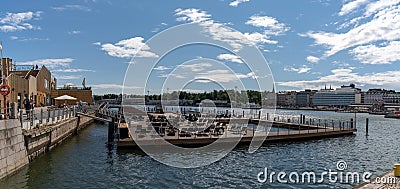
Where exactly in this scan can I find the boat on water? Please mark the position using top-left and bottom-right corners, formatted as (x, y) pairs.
(384, 111), (400, 119)
(369, 111), (387, 115)
(242, 103), (261, 109)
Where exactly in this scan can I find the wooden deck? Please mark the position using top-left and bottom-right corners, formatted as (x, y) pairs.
(118, 107), (357, 149)
(117, 122), (356, 148)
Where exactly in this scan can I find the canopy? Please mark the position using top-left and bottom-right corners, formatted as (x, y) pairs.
(54, 95), (77, 100)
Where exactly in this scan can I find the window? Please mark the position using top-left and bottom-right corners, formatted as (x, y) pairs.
(44, 79), (50, 89)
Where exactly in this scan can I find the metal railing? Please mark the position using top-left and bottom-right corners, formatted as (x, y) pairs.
(19, 107), (78, 130)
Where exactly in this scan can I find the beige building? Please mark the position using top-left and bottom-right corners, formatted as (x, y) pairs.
(34, 66), (52, 106)
(1, 57), (92, 110)
(1, 58), (29, 109)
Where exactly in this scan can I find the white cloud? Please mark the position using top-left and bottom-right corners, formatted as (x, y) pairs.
(18, 58), (74, 68)
(195, 70), (256, 83)
(181, 89), (205, 93)
(10, 36), (49, 41)
(0, 11), (42, 32)
(153, 66), (171, 71)
(243, 32), (277, 45)
(53, 68), (95, 73)
(91, 84), (143, 94)
(245, 15), (289, 36)
(158, 73), (186, 79)
(91, 84), (141, 89)
(175, 8), (211, 23)
(229, 0), (250, 7)
(278, 68), (400, 89)
(55, 75), (82, 80)
(93, 42), (101, 46)
(201, 22), (253, 51)
(284, 65), (311, 74)
(303, 3), (400, 57)
(68, 30), (81, 35)
(98, 37), (159, 58)
(51, 5), (91, 12)
(216, 54), (243, 63)
(339, 0), (369, 16)
(243, 15), (289, 47)
(179, 63), (213, 72)
(306, 56), (320, 63)
(350, 41), (400, 64)
(365, 0), (400, 17)
(175, 8), (287, 52)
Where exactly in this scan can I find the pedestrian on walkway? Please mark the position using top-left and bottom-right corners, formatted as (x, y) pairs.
(24, 99), (31, 119)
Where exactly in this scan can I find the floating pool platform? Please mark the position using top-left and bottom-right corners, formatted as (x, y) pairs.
(117, 120), (356, 149)
(117, 107), (357, 149)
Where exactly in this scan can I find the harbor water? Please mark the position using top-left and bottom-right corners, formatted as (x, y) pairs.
(1, 109), (399, 188)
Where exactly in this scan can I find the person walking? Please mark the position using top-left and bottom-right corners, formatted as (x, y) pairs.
(23, 99), (31, 119)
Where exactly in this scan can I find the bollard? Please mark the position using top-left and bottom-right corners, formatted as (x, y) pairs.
(277, 125), (279, 135)
(258, 111), (261, 119)
(30, 109), (34, 128)
(303, 115), (306, 124)
(366, 118), (369, 136)
(350, 118), (353, 129)
(19, 109), (23, 128)
(47, 109), (50, 124)
(108, 118), (115, 145)
(40, 109), (43, 125)
(243, 110), (245, 117)
(267, 113), (269, 120)
(57, 109), (60, 122)
(300, 114), (303, 124)
(52, 108), (55, 123)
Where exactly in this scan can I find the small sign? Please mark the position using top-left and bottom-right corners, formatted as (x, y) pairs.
(0, 84), (10, 96)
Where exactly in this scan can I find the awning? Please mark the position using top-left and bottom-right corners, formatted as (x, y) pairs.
(54, 95), (77, 100)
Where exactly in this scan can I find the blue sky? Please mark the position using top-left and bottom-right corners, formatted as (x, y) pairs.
(1, 0), (399, 94)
